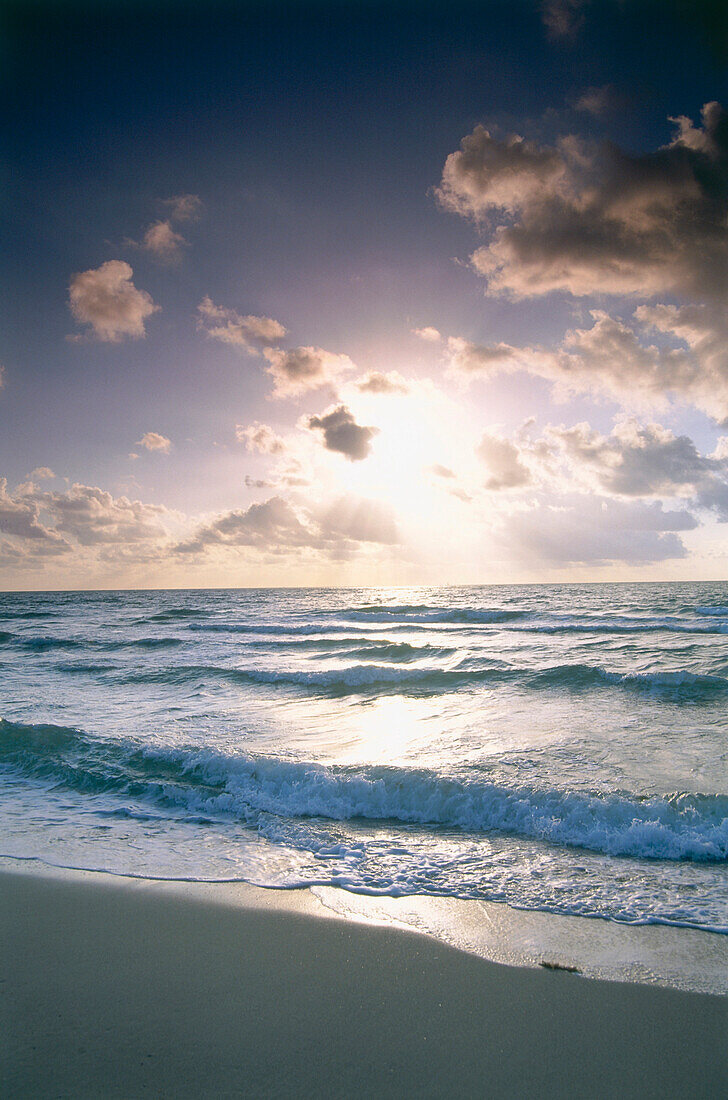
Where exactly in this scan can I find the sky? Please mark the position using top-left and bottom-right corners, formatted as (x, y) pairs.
(2, 0), (728, 589)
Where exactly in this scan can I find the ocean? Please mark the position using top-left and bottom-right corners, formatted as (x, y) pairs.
(1, 582), (727, 941)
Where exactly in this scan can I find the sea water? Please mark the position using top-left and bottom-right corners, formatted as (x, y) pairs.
(1, 583), (727, 945)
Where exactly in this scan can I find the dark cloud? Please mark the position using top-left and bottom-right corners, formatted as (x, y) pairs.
(439, 102), (728, 303)
(354, 371), (409, 395)
(545, 419), (728, 518)
(306, 405), (378, 461)
(541, 0), (588, 40)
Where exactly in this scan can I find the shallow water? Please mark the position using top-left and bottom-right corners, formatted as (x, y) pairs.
(1, 582), (727, 934)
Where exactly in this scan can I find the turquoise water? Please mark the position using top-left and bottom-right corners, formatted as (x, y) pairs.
(1, 582), (727, 931)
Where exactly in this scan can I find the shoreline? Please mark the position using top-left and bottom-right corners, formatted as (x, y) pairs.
(1, 864), (726, 1098)
(3, 854), (728, 995)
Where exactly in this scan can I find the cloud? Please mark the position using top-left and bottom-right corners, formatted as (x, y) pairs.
(175, 493), (397, 558)
(0, 480), (172, 570)
(445, 308), (728, 423)
(42, 484), (169, 547)
(574, 84), (619, 116)
(354, 371), (409, 395)
(162, 194), (203, 222)
(429, 464), (456, 479)
(0, 479), (68, 547)
(68, 261), (159, 342)
(541, 0), (587, 40)
(236, 422), (286, 454)
(446, 335), (552, 378)
(412, 326), (442, 342)
(175, 496), (314, 555)
(197, 297), (287, 352)
(477, 432), (533, 490)
(264, 346), (355, 398)
(438, 102), (728, 302)
(543, 418), (728, 518)
(494, 496), (695, 566)
(142, 220), (187, 262)
(306, 405), (378, 461)
(136, 432), (171, 453)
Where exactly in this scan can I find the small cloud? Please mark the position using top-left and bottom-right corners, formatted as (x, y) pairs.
(136, 431), (171, 453)
(197, 297), (287, 352)
(244, 475), (274, 489)
(163, 194), (203, 222)
(477, 432), (532, 490)
(264, 346), (355, 398)
(354, 370), (409, 395)
(142, 220), (187, 262)
(542, 0), (587, 40)
(236, 422), (286, 455)
(69, 261), (159, 342)
(574, 84), (618, 116)
(128, 452), (139, 461)
(412, 326), (441, 342)
(306, 404), (378, 461)
(28, 467), (55, 481)
(429, 464), (456, 479)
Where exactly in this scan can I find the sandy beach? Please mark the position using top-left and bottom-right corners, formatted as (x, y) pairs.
(1, 867), (725, 1099)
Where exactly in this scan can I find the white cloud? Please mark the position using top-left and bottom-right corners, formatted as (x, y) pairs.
(445, 308), (728, 424)
(0, 479), (68, 547)
(142, 220), (187, 262)
(136, 432), (171, 453)
(412, 326), (442, 342)
(175, 493), (397, 558)
(477, 432), (533, 490)
(264, 346), (355, 398)
(494, 495), (695, 566)
(236, 422), (286, 454)
(69, 261), (159, 342)
(306, 404), (378, 461)
(197, 297), (287, 352)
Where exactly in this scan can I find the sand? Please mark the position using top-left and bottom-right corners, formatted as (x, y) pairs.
(1, 867), (726, 1098)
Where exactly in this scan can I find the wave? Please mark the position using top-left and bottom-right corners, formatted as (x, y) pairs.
(0, 610), (57, 620)
(2, 718), (726, 863)
(11, 636), (85, 652)
(189, 622), (357, 636)
(134, 608), (208, 624)
(514, 619), (728, 636)
(109, 659), (727, 701)
(332, 604), (531, 625)
(696, 606), (728, 617)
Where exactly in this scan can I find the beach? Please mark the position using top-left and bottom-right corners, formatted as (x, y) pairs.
(1, 865), (726, 1099)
